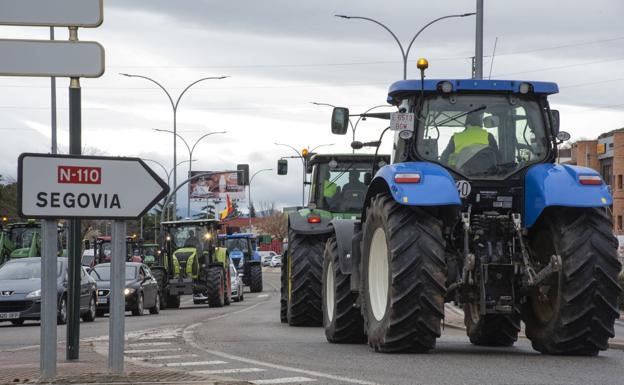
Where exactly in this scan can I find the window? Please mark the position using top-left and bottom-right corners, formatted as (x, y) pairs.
(619, 175), (623, 190)
(618, 216), (622, 230)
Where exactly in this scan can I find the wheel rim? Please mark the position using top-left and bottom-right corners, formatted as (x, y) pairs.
(60, 298), (67, 321)
(326, 261), (335, 322)
(368, 227), (389, 322)
(155, 293), (160, 312)
(90, 297), (96, 318)
(138, 294), (143, 313)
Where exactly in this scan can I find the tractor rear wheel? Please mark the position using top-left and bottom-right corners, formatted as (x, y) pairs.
(464, 303), (520, 346)
(323, 235), (366, 343)
(207, 267), (225, 308)
(167, 294), (180, 309)
(287, 231), (325, 326)
(249, 264), (263, 293)
(361, 194), (446, 352)
(280, 254), (288, 323)
(524, 208), (622, 356)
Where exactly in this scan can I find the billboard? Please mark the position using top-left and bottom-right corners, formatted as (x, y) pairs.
(189, 171), (245, 201)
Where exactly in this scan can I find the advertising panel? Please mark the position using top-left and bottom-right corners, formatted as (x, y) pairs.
(189, 171), (244, 200)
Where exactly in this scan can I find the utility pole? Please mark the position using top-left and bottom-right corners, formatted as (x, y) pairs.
(474, 0), (484, 79)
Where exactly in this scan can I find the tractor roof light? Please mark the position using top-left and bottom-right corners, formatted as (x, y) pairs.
(439, 81), (453, 93)
(302, 148), (309, 157)
(519, 82), (532, 94)
(579, 175), (602, 185)
(416, 58), (429, 71)
(307, 214), (321, 224)
(394, 173), (421, 184)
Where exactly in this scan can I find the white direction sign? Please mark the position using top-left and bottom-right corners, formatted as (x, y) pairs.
(0, 0), (103, 27)
(0, 39), (104, 78)
(18, 154), (169, 219)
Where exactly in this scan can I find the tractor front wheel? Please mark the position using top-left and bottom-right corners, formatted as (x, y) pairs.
(361, 194), (446, 352)
(207, 267), (225, 308)
(524, 208), (622, 356)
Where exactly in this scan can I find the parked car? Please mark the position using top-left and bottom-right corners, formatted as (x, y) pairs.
(270, 255), (282, 267)
(230, 262), (244, 302)
(260, 251), (278, 266)
(0, 257), (97, 325)
(90, 262), (159, 316)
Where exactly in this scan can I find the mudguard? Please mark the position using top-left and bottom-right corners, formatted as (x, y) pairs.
(288, 211), (333, 236)
(524, 164), (612, 228)
(330, 219), (358, 274)
(367, 162), (461, 208)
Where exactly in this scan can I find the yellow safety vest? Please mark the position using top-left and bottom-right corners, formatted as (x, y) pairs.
(449, 126), (489, 165)
(324, 180), (337, 198)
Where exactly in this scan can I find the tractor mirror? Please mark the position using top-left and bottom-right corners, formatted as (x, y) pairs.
(556, 131), (571, 142)
(331, 107), (350, 135)
(277, 159), (288, 175)
(550, 110), (560, 136)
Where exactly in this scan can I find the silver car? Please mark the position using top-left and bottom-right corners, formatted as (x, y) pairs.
(229, 262), (244, 302)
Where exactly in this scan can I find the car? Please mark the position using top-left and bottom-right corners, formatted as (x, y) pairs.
(259, 251), (278, 266)
(270, 255), (282, 267)
(90, 262), (160, 317)
(0, 257), (97, 325)
(229, 262), (244, 302)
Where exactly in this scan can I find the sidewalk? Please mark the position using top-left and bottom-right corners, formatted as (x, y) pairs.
(0, 341), (238, 385)
(443, 303), (624, 350)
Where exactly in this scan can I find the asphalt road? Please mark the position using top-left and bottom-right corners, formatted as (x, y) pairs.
(3, 270), (624, 385)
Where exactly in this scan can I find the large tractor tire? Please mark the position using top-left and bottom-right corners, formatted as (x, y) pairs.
(280, 254), (288, 323)
(286, 231), (325, 326)
(167, 294), (181, 309)
(249, 264), (263, 293)
(323, 235), (366, 343)
(524, 208), (622, 356)
(361, 194), (446, 352)
(464, 303), (520, 347)
(206, 266), (225, 308)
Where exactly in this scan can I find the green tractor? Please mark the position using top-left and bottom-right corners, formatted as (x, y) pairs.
(0, 221), (66, 265)
(279, 153), (390, 326)
(160, 219), (231, 308)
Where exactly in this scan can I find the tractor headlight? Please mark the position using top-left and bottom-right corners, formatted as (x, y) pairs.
(124, 288), (135, 296)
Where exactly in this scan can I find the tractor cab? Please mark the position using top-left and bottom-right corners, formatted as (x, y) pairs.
(307, 154), (390, 216)
(141, 243), (160, 267)
(88, 235), (142, 267)
(218, 233), (263, 292)
(161, 219), (220, 279)
(0, 221), (65, 265)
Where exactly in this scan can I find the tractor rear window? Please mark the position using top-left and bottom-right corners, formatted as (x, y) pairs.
(415, 94), (549, 180)
(313, 162), (372, 212)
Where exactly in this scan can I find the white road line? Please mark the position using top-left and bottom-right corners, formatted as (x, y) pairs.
(129, 342), (172, 347)
(163, 361), (227, 367)
(257, 294), (269, 298)
(124, 348), (181, 354)
(193, 368), (265, 375)
(184, 323), (381, 385)
(138, 335), (178, 340)
(251, 377), (316, 384)
(145, 354), (199, 360)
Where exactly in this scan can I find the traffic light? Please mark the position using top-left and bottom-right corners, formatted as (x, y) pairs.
(237, 164), (249, 186)
(277, 159), (288, 175)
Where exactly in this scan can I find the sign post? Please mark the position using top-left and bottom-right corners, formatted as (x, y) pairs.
(40, 222), (58, 379)
(108, 220), (126, 374)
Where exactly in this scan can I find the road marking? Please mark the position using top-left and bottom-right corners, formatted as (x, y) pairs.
(251, 377), (316, 384)
(138, 335), (177, 340)
(193, 368), (265, 374)
(163, 361), (226, 367)
(145, 354), (199, 360)
(258, 294), (269, 298)
(129, 342), (172, 347)
(124, 348), (181, 354)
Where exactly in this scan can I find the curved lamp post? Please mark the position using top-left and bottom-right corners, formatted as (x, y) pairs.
(335, 13), (475, 79)
(248, 168), (273, 231)
(120, 73), (228, 217)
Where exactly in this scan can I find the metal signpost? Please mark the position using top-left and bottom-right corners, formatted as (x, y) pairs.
(18, 154), (170, 375)
(0, 0), (104, 369)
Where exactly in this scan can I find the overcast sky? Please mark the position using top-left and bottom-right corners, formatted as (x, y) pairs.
(1, 0), (623, 214)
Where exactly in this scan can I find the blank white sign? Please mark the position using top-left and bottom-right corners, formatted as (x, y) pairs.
(0, 39), (105, 78)
(0, 0), (103, 27)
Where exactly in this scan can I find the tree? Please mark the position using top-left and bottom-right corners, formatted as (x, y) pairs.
(0, 175), (19, 221)
(256, 202), (287, 239)
(249, 202), (256, 218)
(195, 200), (216, 220)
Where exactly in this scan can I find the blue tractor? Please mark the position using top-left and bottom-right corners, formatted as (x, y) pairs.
(323, 60), (621, 355)
(219, 233), (263, 292)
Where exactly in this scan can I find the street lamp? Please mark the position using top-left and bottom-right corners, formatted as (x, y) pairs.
(248, 168), (273, 232)
(120, 73), (228, 217)
(154, 129), (226, 218)
(274, 142), (333, 206)
(311, 102), (393, 148)
(335, 13), (475, 79)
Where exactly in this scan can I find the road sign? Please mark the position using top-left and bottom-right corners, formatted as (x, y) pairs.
(0, 39), (104, 78)
(0, 0), (103, 27)
(18, 153), (169, 219)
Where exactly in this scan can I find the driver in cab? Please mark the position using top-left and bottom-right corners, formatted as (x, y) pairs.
(440, 111), (499, 170)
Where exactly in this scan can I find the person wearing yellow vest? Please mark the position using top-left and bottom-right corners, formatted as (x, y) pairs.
(321, 168), (340, 209)
(440, 112), (499, 167)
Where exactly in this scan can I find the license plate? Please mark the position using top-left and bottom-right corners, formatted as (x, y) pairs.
(97, 297), (108, 304)
(0, 312), (20, 320)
